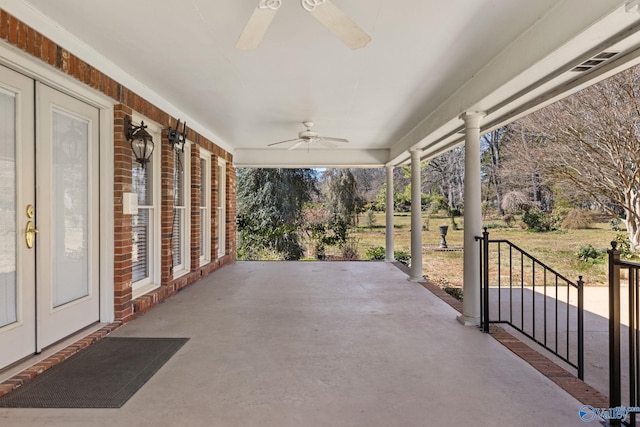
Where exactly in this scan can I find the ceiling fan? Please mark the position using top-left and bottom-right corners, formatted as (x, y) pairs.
(236, 0), (371, 50)
(267, 121), (349, 150)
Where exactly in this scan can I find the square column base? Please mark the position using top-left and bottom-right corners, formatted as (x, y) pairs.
(457, 314), (480, 327)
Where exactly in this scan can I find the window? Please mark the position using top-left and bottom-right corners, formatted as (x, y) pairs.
(131, 118), (160, 297)
(132, 159), (153, 284)
(217, 157), (226, 258)
(199, 151), (211, 265)
(172, 145), (190, 276)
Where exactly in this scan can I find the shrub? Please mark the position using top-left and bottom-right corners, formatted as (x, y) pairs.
(394, 250), (411, 266)
(609, 218), (622, 231)
(521, 208), (551, 232)
(365, 209), (376, 228)
(576, 244), (601, 264)
(342, 238), (360, 260)
(443, 286), (463, 301)
(501, 191), (538, 213)
(614, 232), (633, 259)
(366, 246), (386, 260)
(502, 213), (515, 227)
(549, 207), (569, 230)
(423, 213), (430, 231)
(561, 208), (593, 230)
(238, 245), (285, 261)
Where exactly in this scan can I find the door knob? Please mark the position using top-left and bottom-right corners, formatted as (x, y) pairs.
(25, 221), (38, 249)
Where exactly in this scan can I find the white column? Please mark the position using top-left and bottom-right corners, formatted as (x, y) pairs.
(409, 149), (423, 282)
(458, 112), (486, 326)
(385, 165), (395, 262)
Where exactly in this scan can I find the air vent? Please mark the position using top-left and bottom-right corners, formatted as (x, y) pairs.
(571, 51), (618, 72)
(594, 51), (618, 59)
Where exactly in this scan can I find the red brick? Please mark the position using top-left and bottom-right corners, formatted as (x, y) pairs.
(8, 14), (17, 44)
(0, 10), (8, 40)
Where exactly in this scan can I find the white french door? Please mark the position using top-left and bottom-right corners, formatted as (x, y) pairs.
(0, 66), (36, 369)
(0, 67), (100, 368)
(36, 83), (100, 350)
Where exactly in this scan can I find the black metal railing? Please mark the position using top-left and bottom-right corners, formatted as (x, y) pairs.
(477, 228), (584, 380)
(609, 242), (640, 426)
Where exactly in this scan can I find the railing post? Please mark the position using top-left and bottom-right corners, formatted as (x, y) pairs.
(577, 276), (584, 380)
(483, 228), (490, 333)
(630, 267), (637, 426)
(477, 235), (483, 328)
(609, 242), (621, 420)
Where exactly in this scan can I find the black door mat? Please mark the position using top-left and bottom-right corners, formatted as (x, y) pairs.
(0, 337), (188, 408)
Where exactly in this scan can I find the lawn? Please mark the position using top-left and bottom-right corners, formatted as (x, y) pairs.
(324, 211), (620, 287)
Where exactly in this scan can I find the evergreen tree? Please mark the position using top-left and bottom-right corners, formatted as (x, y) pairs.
(327, 169), (358, 225)
(236, 168), (318, 260)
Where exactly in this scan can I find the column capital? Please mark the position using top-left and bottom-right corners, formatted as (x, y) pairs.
(459, 111), (486, 129)
(409, 148), (421, 159)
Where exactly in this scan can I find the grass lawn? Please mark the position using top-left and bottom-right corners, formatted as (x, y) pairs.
(324, 211), (620, 287)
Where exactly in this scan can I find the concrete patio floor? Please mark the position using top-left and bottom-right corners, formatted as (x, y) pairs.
(0, 261), (586, 426)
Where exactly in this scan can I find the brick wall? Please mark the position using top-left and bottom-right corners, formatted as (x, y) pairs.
(0, 9), (237, 323)
(190, 144), (202, 271)
(212, 154), (220, 258)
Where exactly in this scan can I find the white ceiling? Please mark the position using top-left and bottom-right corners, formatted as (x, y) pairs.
(4, 0), (640, 167)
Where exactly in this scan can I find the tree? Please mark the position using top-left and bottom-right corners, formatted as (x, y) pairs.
(424, 147), (465, 211)
(514, 65), (640, 250)
(236, 168), (318, 260)
(499, 125), (555, 212)
(327, 169), (359, 225)
(481, 129), (506, 215)
(351, 168), (385, 205)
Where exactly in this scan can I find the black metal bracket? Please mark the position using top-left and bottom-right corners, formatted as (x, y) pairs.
(168, 119), (188, 153)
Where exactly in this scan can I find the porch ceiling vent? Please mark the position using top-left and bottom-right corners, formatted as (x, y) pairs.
(571, 51), (618, 73)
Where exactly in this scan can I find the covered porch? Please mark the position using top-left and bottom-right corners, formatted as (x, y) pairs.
(0, 1), (639, 421)
(0, 262), (584, 425)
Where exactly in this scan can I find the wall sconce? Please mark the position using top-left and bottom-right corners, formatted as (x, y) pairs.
(168, 119), (188, 153)
(125, 115), (154, 165)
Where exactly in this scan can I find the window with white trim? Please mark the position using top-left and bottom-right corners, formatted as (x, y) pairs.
(131, 118), (160, 297)
(199, 150), (211, 265)
(217, 157), (226, 258)
(172, 144), (190, 276)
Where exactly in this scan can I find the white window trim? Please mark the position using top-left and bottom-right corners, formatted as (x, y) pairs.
(173, 142), (191, 278)
(200, 149), (211, 266)
(131, 115), (161, 299)
(217, 157), (226, 259)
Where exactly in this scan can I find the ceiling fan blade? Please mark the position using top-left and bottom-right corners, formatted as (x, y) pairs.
(267, 138), (302, 147)
(307, 0), (371, 50)
(235, 2), (280, 50)
(322, 136), (349, 143)
(288, 140), (308, 151)
(319, 140), (338, 149)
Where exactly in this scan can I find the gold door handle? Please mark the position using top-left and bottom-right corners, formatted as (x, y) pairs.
(25, 221), (38, 249)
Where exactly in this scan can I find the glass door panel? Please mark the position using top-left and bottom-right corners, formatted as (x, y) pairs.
(52, 109), (89, 307)
(0, 89), (17, 327)
(0, 91), (18, 328)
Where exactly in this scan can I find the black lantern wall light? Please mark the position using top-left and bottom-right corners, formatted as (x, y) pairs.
(125, 115), (154, 165)
(168, 119), (188, 153)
